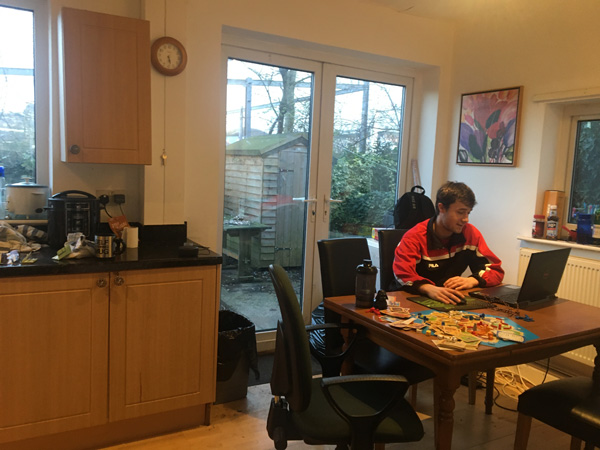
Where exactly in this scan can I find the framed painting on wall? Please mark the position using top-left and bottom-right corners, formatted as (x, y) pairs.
(456, 86), (522, 166)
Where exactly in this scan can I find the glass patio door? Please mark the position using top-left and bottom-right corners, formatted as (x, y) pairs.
(222, 49), (322, 339)
(221, 47), (412, 345)
(323, 71), (409, 239)
(311, 65), (412, 295)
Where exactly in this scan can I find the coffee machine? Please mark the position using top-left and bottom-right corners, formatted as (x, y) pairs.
(47, 190), (100, 248)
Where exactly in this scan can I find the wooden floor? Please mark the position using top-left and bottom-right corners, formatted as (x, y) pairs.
(102, 376), (574, 450)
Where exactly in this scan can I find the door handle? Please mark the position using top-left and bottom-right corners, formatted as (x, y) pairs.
(323, 195), (342, 222)
(293, 197), (318, 222)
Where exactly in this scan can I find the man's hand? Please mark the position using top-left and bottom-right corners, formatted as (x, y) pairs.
(443, 276), (479, 291)
(418, 283), (465, 305)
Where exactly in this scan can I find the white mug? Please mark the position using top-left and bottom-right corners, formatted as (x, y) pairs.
(123, 226), (139, 248)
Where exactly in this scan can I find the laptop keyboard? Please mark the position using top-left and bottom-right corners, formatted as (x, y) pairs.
(498, 292), (520, 304)
(471, 291), (519, 305)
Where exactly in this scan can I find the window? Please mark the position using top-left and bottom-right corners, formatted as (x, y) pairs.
(0, 0), (48, 186)
(565, 114), (600, 226)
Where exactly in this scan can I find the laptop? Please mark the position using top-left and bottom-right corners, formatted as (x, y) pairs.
(470, 247), (571, 309)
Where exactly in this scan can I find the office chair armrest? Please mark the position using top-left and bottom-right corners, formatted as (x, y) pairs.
(321, 373), (410, 393)
(306, 323), (364, 377)
(305, 322), (362, 332)
(320, 374), (411, 449)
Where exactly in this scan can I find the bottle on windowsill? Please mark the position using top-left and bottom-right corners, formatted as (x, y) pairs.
(546, 205), (559, 240)
(532, 214), (545, 238)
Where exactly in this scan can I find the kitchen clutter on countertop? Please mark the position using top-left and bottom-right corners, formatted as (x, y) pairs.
(0, 222), (45, 254)
(0, 221), (222, 275)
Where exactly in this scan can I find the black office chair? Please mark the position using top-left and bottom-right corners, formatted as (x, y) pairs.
(317, 237), (434, 405)
(267, 264), (425, 450)
(514, 375), (600, 450)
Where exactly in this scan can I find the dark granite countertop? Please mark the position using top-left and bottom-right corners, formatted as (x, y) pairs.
(0, 241), (222, 278)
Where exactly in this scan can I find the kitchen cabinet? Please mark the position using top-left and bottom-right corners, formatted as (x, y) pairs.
(60, 7), (151, 165)
(0, 273), (109, 444)
(0, 265), (219, 448)
(109, 266), (218, 420)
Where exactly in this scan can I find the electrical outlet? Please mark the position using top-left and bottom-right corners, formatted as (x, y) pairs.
(96, 190), (126, 206)
(112, 190), (126, 205)
(96, 190), (112, 199)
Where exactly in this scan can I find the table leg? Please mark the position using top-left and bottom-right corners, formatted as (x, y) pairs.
(467, 371), (477, 405)
(485, 368), (495, 414)
(433, 372), (461, 450)
(338, 316), (355, 376)
(593, 343), (600, 396)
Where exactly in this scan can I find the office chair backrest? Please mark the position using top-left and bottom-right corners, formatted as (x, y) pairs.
(317, 237), (370, 297)
(378, 229), (408, 291)
(268, 264), (313, 412)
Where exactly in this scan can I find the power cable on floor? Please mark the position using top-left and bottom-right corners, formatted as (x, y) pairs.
(477, 359), (554, 412)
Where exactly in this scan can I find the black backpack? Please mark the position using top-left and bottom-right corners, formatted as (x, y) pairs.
(393, 185), (436, 230)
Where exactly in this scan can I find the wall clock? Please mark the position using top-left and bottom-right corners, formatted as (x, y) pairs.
(151, 36), (187, 76)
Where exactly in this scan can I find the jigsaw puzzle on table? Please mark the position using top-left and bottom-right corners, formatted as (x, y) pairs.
(378, 307), (538, 351)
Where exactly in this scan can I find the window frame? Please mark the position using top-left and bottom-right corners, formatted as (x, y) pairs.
(0, 0), (49, 185)
(559, 102), (600, 232)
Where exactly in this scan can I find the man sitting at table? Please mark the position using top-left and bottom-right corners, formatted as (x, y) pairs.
(392, 181), (504, 305)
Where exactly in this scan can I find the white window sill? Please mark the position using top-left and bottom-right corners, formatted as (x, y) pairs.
(517, 235), (600, 259)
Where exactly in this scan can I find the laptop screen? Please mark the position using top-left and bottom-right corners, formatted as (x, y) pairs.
(518, 247), (571, 303)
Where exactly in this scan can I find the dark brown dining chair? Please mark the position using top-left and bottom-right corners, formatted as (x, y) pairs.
(377, 228), (408, 291)
(514, 374), (600, 449)
(317, 237), (434, 407)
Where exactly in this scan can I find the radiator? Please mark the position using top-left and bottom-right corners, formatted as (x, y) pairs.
(519, 248), (600, 366)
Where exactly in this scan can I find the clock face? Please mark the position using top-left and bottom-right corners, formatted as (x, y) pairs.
(157, 43), (182, 70)
(151, 37), (187, 76)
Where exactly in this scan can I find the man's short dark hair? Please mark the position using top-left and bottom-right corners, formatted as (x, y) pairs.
(435, 181), (477, 214)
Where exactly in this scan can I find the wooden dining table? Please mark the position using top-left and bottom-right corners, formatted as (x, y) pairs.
(324, 292), (600, 450)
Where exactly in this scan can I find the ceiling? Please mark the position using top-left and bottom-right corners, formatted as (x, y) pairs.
(360, 0), (484, 21)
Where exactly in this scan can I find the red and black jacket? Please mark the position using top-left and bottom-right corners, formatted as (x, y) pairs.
(393, 217), (504, 294)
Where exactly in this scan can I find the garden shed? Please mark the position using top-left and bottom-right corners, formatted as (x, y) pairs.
(223, 132), (308, 271)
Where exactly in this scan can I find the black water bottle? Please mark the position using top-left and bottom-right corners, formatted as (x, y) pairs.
(355, 259), (377, 308)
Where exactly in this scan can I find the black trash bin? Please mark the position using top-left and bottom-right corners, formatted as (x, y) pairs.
(215, 310), (259, 404)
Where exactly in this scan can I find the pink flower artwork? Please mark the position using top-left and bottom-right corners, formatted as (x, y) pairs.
(457, 87), (522, 166)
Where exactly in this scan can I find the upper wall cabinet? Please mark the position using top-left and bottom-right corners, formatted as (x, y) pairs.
(60, 8), (152, 165)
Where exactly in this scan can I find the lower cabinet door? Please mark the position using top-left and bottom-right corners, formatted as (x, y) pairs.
(109, 266), (218, 420)
(0, 273), (110, 444)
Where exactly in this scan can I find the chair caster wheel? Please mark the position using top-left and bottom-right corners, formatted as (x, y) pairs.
(273, 427), (287, 450)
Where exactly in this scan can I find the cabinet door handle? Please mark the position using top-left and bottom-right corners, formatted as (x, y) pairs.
(97, 278), (107, 288)
(70, 144), (81, 155)
(114, 276), (124, 286)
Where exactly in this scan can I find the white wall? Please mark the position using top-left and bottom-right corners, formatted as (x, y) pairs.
(445, 0), (600, 283)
